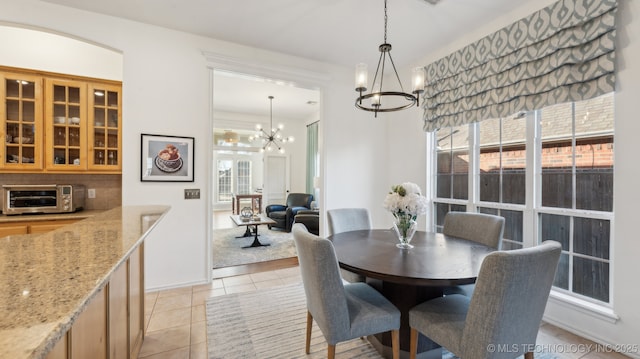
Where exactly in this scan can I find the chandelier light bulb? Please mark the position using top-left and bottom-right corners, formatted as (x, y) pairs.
(255, 124), (262, 131)
(372, 94), (381, 106)
(412, 67), (426, 94)
(279, 148), (285, 154)
(355, 63), (368, 91)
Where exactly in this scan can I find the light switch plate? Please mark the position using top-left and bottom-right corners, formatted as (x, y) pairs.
(184, 188), (200, 199)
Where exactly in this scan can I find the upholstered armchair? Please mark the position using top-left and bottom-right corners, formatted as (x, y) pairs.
(265, 193), (314, 232)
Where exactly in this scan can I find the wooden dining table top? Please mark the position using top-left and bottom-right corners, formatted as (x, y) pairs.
(328, 229), (495, 287)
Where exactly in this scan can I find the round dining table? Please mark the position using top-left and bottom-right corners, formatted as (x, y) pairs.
(328, 229), (495, 357)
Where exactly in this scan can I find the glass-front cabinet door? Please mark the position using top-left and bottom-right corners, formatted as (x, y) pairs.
(88, 83), (121, 170)
(1, 72), (43, 170)
(44, 79), (87, 170)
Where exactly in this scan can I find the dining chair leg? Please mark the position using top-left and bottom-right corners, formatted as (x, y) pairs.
(524, 352), (534, 359)
(305, 311), (313, 354)
(409, 328), (418, 359)
(327, 344), (336, 359)
(391, 329), (400, 359)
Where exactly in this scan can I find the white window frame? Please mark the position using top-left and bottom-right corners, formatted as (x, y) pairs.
(429, 100), (614, 314)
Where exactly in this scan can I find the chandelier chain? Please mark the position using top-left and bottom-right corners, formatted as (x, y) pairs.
(269, 95), (273, 129)
(383, 0), (388, 43)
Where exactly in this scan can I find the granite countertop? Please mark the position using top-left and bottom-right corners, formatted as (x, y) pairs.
(0, 210), (103, 223)
(0, 205), (171, 359)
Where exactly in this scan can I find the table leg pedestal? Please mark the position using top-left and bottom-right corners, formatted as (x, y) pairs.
(235, 225), (253, 239)
(367, 279), (443, 358)
(240, 225), (270, 249)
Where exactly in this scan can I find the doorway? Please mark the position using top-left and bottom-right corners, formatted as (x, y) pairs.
(210, 68), (321, 269)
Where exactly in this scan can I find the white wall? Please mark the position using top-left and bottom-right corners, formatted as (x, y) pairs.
(0, 25), (122, 80)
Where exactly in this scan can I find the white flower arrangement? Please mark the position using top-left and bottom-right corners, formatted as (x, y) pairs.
(383, 182), (428, 220)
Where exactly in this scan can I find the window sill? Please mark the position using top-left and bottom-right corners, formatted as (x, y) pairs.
(548, 290), (619, 324)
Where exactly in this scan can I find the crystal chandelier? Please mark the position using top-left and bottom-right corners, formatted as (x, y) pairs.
(250, 96), (293, 153)
(355, 0), (425, 117)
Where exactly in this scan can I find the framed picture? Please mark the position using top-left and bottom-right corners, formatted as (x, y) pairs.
(141, 133), (194, 182)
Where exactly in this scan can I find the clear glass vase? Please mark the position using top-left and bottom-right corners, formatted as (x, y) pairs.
(392, 214), (417, 249)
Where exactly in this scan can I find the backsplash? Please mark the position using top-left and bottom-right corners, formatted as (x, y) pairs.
(0, 174), (121, 210)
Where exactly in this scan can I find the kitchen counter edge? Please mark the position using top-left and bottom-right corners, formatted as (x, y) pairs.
(0, 205), (171, 359)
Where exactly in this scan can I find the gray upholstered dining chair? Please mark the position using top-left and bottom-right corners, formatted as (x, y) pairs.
(327, 208), (372, 235)
(442, 211), (505, 296)
(408, 240), (562, 359)
(326, 208), (371, 283)
(292, 223), (401, 359)
(442, 211), (505, 249)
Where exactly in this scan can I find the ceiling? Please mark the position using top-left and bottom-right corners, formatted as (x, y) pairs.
(40, 0), (535, 120)
(213, 70), (321, 120)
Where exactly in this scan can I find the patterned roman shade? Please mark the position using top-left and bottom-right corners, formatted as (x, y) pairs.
(422, 0), (617, 132)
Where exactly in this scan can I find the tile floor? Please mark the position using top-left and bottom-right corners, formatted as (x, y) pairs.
(139, 263), (630, 359)
(138, 265), (302, 359)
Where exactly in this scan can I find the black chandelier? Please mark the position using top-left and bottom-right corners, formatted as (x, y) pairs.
(249, 96), (293, 153)
(355, 0), (425, 117)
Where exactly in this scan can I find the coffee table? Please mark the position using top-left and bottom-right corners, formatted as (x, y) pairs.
(229, 215), (277, 248)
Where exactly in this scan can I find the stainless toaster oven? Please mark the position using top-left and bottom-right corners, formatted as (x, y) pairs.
(2, 184), (85, 215)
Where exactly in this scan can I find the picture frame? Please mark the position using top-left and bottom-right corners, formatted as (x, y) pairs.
(141, 133), (194, 182)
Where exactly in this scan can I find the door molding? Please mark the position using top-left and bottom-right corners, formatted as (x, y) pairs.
(206, 50), (326, 283)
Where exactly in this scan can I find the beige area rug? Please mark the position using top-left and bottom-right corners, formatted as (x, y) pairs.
(212, 227), (297, 268)
(205, 284), (385, 358)
(205, 284), (560, 359)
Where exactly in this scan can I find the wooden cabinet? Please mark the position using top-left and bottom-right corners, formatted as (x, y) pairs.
(88, 83), (121, 170)
(44, 78), (87, 170)
(1, 71), (44, 170)
(129, 245), (145, 358)
(0, 218), (79, 237)
(0, 223), (28, 237)
(71, 286), (108, 359)
(45, 333), (68, 359)
(43, 244), (145, 359)
(0, 66), (121, 173)
(109, 261), (129, 359)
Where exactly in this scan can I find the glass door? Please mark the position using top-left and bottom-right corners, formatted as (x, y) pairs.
(88, 83), (121, 170)
(45, 78), (86, 170)
(1, 72), (43, 169)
